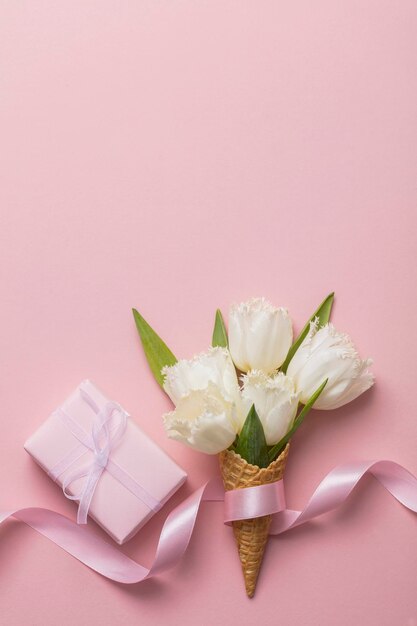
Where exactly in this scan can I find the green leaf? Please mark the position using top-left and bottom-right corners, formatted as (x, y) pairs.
(132, 308), (177, 388)
(211, 309), (228, 348)
(281, 292), (334, 373)
(268, 378), (328, 462)
(235, 404), (270, 468)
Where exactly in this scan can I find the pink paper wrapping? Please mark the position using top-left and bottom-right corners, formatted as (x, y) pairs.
(24, 380), (187, 544)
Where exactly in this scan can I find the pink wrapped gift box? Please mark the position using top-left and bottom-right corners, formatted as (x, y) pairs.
(24, 380), (187, 544)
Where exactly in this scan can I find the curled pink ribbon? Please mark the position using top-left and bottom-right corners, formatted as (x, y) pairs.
(2, 459), (417, 584)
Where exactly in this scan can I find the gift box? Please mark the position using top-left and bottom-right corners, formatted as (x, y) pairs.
(24, 380), (187, 544)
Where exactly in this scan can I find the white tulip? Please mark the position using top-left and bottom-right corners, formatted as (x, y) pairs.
(228, 298), (293, 374)
(162, 347), (241, 406)
(162, 347), (242, 454)
(287, 321), (374, 410)
(241, 371), (300, 445)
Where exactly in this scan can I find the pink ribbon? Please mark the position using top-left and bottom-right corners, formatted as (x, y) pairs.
(2, 459), (417, 584)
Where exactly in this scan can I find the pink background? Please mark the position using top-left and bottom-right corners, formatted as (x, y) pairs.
(1, 2), (416, 625)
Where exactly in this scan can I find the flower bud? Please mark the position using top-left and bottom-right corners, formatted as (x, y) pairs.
(228, 298), (293, 374)
(241, 371), (299, 445)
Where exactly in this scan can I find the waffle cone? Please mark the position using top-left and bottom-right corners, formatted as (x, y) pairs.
(218, 444), (289, 598)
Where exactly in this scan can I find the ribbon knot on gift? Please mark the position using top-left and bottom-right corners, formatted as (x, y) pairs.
(48, 386), (162, 524)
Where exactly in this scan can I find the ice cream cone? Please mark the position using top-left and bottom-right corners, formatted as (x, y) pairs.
(218, 443), (289, 598)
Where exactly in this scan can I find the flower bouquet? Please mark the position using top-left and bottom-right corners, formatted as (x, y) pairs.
(133, 293), (374, 597)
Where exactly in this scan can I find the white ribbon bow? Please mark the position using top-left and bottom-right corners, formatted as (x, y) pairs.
(49, 386), (162, 524)
(61, 389), (128, 524)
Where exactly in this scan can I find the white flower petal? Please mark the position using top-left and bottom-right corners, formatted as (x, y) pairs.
(162, 347), (240, 405)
